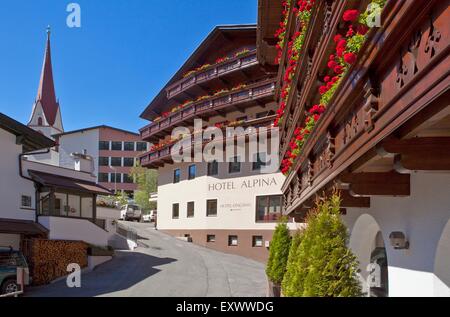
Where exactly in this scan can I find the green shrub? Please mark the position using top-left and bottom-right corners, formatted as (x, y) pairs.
(266, 217), (292, 284)
(281, 230), (304, 296)
(283, 193), (362, 297)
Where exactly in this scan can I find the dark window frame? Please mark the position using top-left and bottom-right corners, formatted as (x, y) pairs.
(255, 195), (283, 223)
(207, 161), (219, 176)
(206, 199), (218, 217)
(98, 157), (109, 167)
(98, 173), (109, 183)
(123, 157), (135, 167)
(123, 174), (134, 184)
(110, 157), (122, 167)
(252, 152), (267, 171)
(124, 142), (135, 151)
(172, 203), (180, 219)
(228, 156), (241, 174)
(188, 165), (197, 180)
(136, 142), (148, 152)
(99, 141), (110, 151)
(207, 235), (216, 243)
(187, 201), (195, 218)
(173, 169), (181, 183)
(111, 141), (122, 151)
(252, 236), (264, 248)
(228, 235), (238, 247)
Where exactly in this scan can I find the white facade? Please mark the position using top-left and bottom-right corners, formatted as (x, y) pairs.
(158, 161), (297, 231)
(343, 172), (450, 297)
(0, 129), (37, 222)
(58, 129), (100, 177)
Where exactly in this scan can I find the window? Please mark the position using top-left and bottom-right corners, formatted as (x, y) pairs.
(172, 203), (179, 219)
(207, 235), (216, 243)
(111, 173), (122, 183)
(187, 202), (195, 218)
(123, 174), (134, 184)
(136, 142), (148, 152)
(99, 157), (109, 166)
(99, 141), (110, 150)
(207, 161), (219, 176)
(110, 157), (122, 167)
(21, 195), (32, 208)
(256, 195), (283, 222)
(252, 236), (264, 248)
(123, 157), (135, 167)
(252, 153), (267, 171)
(98, 173), (109, 183)
(188, 165), (196, 180)
(124, 142), (135, 151)
(228, 156), (241, 174)
(228, 235), (238, 246)
(236, 115), (248, 122)
(37, 117), (43, 126)
(111, 141), (122, 151)
(173, 169), (181, 183)
(206, 199), (217, 217)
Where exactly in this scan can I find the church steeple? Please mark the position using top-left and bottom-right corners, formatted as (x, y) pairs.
(35, 26), (60, 127)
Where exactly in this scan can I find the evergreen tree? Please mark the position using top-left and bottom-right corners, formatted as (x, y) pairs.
(266, 217), (292, 285)
(281, 230), (304, 296)
(293, 193), (362, 296)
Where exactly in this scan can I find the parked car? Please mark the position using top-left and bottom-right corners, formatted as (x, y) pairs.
(0, 247), (30, 295)
(142, 214), (152, 223)
(122, 204), (143, 222)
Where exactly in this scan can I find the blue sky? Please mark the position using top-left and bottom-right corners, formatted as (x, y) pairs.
(0, 0), (257, 133)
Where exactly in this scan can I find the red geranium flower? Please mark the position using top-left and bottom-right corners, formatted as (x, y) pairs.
(344, 52), (357, 64)
(334, 65), (344, 74)
(343, 9), (359, 22)
(328, 60), (337, 69)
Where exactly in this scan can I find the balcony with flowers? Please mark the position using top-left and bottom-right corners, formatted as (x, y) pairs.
(165, 49), (266, 100)
(140, 115), (277, 168)
(140, 79), (276, 142)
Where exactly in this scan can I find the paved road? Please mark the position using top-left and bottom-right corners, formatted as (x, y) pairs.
(27, 222), (267, 297)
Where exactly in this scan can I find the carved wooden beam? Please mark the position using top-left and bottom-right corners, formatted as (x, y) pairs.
(378, 137), (450, 172)
(337, 172), (410, 197)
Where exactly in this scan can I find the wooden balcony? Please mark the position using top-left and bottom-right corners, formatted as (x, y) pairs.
(165, 51), (260, 100)
(140, 115), (276, 169)
(140, 80), (276, 142)
(277, 0), (450, 214)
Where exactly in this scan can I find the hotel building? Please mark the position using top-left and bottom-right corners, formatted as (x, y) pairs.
(139, 25), (298, 262)
(258, 0), (450, 296)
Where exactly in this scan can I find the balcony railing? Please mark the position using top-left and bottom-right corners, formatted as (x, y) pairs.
(165, 51), (259, 99)
(140, 80), (276, 141)
(140, 115), (276, 168)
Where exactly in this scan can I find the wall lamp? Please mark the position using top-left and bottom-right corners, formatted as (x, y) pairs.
(389, 231), (410, 250)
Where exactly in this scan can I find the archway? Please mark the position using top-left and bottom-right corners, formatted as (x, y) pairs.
(349, 214), (389, 297)
(434, 219), (450, 296)
(38, 116), (43, 126)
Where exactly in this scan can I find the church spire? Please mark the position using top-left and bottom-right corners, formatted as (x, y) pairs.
(35, 26), (60, 126)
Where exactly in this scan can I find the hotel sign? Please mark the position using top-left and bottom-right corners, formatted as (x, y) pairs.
(208, 177), (278, 192)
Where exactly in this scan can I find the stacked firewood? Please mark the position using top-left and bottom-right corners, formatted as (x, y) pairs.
(28, 239), (88, 285)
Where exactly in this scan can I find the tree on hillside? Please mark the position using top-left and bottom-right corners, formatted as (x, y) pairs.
(130, 164), (158, 212)
(289, 192), (362, 297)
(266, 217), (292, 287)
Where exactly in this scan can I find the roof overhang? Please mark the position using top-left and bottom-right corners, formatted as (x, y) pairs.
(0, 218), (49, 236)
(28, 170), (112, 196)
(0, 112), (55, 152)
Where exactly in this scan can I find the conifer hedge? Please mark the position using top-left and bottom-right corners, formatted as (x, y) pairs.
(266, 217), (291, 285)
(282, 193), (362, 297)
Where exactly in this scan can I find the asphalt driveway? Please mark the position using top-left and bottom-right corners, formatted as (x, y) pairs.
(26, 222), (267, 297)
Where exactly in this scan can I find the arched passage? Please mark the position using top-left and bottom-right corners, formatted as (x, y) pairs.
(434, 219), (450, 296)
(349, 214), (389, 297)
